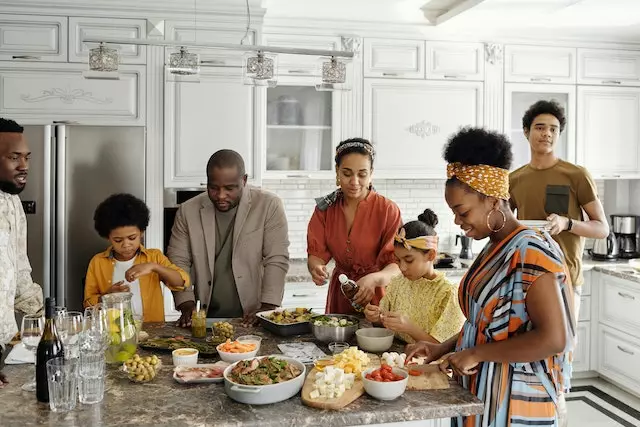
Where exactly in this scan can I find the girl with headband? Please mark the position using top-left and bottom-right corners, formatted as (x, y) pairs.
(407, 127), (575, 427)
(364, 208), (465, 346)
(307, 138), (402, 314)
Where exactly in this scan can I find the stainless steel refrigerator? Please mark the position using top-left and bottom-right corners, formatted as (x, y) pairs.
(20, 124), (146, 312)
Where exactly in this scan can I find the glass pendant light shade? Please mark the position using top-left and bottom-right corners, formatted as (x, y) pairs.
(243, 51), (278, 87)
(315, 56), (350, 91)
(89, 43), (119, 72)
(168, 47), (200, 76)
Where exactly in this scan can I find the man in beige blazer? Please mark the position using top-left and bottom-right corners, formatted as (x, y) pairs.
(168, 150), (290, 327)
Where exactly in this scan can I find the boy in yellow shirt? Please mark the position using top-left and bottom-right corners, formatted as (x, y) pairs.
(83, 194), (190, 322)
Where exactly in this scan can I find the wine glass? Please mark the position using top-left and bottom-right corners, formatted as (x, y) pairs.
(20, 314), (44, 391)
(56, 311), (83, 359)
(82, 304), (110, 352)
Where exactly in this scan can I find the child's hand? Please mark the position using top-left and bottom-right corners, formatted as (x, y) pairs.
(364, 304), (381, 323)
(108, 281), (130, 293)
(381, 311), (411, 333)
(125, 263), (157, 282)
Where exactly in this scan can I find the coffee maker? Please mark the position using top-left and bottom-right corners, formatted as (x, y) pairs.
(456, 234), (473, 260)
(611, 214), (640, 259)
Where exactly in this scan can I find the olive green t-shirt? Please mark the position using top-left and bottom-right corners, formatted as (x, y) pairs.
(509, 159), (598, 286)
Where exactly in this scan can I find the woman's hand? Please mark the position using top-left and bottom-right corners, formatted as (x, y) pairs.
(310, 264), (329, 286)
(405, 340), (446, 365)
(354, 273), (381, 306)
(439, 349), (480, 376)
(364, 304), (381, 323)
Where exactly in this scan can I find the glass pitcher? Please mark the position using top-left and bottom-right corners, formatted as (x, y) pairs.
(100, 292), (138, 364)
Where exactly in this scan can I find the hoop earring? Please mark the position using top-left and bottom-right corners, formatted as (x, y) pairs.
(336, 176), (341, 187)
(486, 208), (506, 233)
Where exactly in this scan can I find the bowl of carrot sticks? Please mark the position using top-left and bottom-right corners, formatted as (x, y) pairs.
(216, 339), (259, 363)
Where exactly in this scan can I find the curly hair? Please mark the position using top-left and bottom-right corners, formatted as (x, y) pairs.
(93, 193), (150, 239)
(335, 137), (375, 167)
(443, 126), (513, 170)
(0, 118), (24, 133)
(522, 99), (566, 133)
(395, 209), (438, 252)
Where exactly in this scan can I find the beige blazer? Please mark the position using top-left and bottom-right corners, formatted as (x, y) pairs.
(167, 186), (290, 314)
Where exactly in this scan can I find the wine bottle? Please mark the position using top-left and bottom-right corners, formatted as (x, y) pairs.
(36, 297), (65, 403)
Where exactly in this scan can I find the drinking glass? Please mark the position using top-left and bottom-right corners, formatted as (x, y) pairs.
(46, 357), (78, 412)
(20, 314), (44, 391)
(78, 350), (105, 404)
(56, 311), (83, 360)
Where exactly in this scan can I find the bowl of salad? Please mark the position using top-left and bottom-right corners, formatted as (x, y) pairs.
(311, 314), (359, 343)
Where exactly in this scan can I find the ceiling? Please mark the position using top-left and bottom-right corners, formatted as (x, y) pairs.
(262, 0), (640, 43)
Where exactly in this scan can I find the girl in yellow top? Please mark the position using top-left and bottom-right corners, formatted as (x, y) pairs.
(365, 209), (465, 344)
(83, 194), (190, 323)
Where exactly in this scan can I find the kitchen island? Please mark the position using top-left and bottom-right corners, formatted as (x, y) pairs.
(0, 322), (483, 427)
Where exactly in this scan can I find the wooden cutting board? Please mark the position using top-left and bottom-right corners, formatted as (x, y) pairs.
(406, 363), (450, 391)
(301, 354), (380, 410)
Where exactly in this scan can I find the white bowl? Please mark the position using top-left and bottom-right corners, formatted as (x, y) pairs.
(172, 348), (199, 366)
(216, 342), (259, 363)
(361, 367), (408, 400)
(236, 335), (262, 352)
(356, 328), (395, 353)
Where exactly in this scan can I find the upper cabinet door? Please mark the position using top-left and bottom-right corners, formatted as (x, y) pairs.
(577, 86), (640, 178)
(262, 34), (341, 76)
(0, 14), (67, 62)
(69, 17), (146, 64)
(578, 48), (640, 87)
(165, 21), (255, 67)
(364, 39), (425, 79)
(425, 42), (485, 81)
(165, 69), (255, 188)
(0, 62), (145, 125)
(505, 45), (576, 84)
(363, 79), (483, 178)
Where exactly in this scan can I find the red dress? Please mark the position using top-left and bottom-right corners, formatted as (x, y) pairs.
(307, 191), (402, 314)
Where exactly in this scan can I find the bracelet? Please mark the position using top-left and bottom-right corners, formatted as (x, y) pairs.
(567, 218), (574, 231)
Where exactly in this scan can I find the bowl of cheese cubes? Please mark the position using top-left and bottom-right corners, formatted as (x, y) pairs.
(311, 314), (359, 343)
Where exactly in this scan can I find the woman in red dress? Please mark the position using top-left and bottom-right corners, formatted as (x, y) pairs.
(307, 138), (402, 314)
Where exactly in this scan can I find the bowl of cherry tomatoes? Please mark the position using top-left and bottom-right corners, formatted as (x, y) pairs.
(361, 364), (408, 400)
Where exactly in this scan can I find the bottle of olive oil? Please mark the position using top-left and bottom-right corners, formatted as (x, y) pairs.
(36, 297), (65, 403)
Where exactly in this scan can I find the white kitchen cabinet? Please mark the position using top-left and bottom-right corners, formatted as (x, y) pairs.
(68, 17), (146, 64)
(363, 79), (483, 178)
(0, 62), (145, 125)
(504, 45), (576, 84)
(0, 14), (67, 62)
(504, 83), (576, 171)
(281, 282), (327, 314)
(164, 68), (255, 188)
(598, 274), (640, 338)
(425, 42), (484, 81)
(364, 38), (425, 79)
(165, 21), (255, 68)
(262, 33), (341, 76)
(598, 324), (640, 396)
(578, 48), (640, 86)
(573, 322), (591, 373)
(263, 76), (341, 178)
(577, 86), (640, 178)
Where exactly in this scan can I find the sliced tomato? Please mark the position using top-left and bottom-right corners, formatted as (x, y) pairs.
(408, 369), (421, 376)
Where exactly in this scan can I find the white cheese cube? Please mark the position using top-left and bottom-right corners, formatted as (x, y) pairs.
(310, 389), (320, 399)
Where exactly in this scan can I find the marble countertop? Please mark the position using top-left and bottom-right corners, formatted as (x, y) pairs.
(0, 323), (483, 427)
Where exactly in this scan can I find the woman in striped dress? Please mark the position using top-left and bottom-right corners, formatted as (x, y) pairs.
(407, 127), (576, 427)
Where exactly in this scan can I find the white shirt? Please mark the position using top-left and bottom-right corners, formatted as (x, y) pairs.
(112, 257), (143, 318)
(0, 191), (43, 345)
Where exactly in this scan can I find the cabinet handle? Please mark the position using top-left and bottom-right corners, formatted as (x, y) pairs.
(292, 293), (317, 297)
(602, 80), (622, 85)
(617, 345), (635, 356)
(601, 174), (622, 178)
(382, 72), (400, 76)
(287, 69), (311, 74)
(201, 60), (226, 65)
(444, 74), (464, 79)
(530, 77), (552, 82)
(199, 182), (207, 186)
(617, 291), (635, 300)
(12, 55), (41, 60)
(286, 174), (310, 178)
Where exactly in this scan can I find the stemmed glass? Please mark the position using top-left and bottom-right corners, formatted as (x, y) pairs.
(82, 304), (110, 352)
(20, 314), (44, 391)
(56, 311), (83, 359)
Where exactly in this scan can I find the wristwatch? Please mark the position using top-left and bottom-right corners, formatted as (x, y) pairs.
(566, 218), (574, 231)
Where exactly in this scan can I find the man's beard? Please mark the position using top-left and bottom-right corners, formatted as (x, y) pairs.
(0, 179), (25, 195)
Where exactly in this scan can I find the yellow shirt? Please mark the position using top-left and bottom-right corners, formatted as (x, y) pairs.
(83, 246), (190, 322)
(379, 272), (465, 344)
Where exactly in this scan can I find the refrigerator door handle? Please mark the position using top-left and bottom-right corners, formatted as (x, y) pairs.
(55, 125), (67, 306)
(42, 125), (53, 298)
